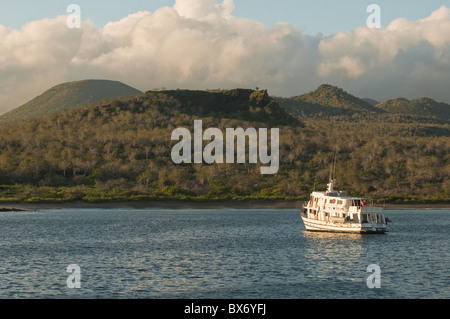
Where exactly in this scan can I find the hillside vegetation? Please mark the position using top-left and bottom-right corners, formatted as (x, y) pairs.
(276, 84), (450, 123)
(377, 97), (450, 120)
(0, 84), (448, 204)
(276, 84), (382, 117)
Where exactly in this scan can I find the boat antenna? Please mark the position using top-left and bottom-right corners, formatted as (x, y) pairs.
(327, 152), (337, 193)
(333, 153), (337, 180)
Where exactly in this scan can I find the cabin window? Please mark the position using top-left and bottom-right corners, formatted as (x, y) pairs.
(337, 200), (343, 205)
(352, 200), (362, 206)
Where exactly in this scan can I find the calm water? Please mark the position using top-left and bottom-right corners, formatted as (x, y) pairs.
(0, 208), (448, 299)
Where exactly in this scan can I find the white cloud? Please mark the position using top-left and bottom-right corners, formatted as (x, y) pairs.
(1, 0), (450, 115)
(318, 5), (450, 102)
(174, 0), (234, 20)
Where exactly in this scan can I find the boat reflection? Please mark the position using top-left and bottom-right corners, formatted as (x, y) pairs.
(302, 230), (365, 241)
(300, 230), (370, 285)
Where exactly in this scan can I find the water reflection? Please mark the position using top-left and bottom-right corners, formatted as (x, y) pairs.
(302, 230), (366, 242)
(1, 209), (448, 298)
(301, 231), (368, 286)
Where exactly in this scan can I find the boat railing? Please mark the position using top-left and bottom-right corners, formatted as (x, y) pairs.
(363, 198), (386, 207)
(349, 206), (361, 214)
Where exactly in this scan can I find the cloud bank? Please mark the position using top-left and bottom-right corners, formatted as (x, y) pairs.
(1, 0), (450, 114)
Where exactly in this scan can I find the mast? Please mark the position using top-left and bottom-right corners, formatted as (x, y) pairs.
(327, 153), (337, 194)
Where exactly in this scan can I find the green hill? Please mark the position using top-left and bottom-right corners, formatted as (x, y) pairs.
(276, 84), (382, 117)
(0, 80), (142, 123)
(376, 97), (450, 121)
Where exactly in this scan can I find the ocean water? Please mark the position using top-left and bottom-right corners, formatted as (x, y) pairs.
(0, 208), (448, 299)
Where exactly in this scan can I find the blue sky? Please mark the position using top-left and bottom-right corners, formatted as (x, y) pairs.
(1, 0), (448, 35)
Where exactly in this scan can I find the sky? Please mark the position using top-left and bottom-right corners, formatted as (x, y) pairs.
(1, 0), (450, 114)
(1, 1), (448, 36)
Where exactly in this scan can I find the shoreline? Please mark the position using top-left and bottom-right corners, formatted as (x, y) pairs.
(2, 200), (449, 211)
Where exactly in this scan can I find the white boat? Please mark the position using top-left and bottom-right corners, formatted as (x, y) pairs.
(300, 178), (388, 234)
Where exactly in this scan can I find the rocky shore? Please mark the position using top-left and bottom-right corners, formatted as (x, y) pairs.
(0, 207), (27, 212)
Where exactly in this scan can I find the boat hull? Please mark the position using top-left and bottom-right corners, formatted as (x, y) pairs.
(301, 216), (387, 234)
